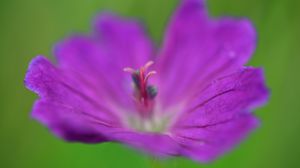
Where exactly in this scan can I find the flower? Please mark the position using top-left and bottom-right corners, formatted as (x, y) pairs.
(24, 0), (269, 163)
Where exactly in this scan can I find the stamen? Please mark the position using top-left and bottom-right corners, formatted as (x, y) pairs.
(144, 71), (157, 82)
(123, 61), (158, 118)
(123, 67), (136, 73)
(144, 61), (154, 71)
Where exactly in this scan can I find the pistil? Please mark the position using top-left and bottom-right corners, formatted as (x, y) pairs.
(124, 61), (157, 117)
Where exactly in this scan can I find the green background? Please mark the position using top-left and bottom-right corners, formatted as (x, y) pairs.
(0, 0), (299, 167)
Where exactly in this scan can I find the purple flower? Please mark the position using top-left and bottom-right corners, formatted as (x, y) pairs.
(24, 0), (268, 163)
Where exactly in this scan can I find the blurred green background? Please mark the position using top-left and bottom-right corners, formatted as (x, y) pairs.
(0, 0), (299, 167)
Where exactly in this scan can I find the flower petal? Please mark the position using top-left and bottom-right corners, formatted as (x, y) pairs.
(32, 100), (109, 143)
(156, 0), (256, 107)
(25, 56), (122, 142)
(176, 67), (268, 128)
(107, 131), (179, 157)
(54, 36), (135, 110)
(169, 67), (268, 162)
(93, 12), (153, 68)
(173, 113), (259, 162)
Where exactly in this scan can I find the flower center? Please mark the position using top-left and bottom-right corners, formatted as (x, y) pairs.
(123, 61), (158, 118)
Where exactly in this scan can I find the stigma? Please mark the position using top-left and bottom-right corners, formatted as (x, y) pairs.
(124, 61), (158, 117)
